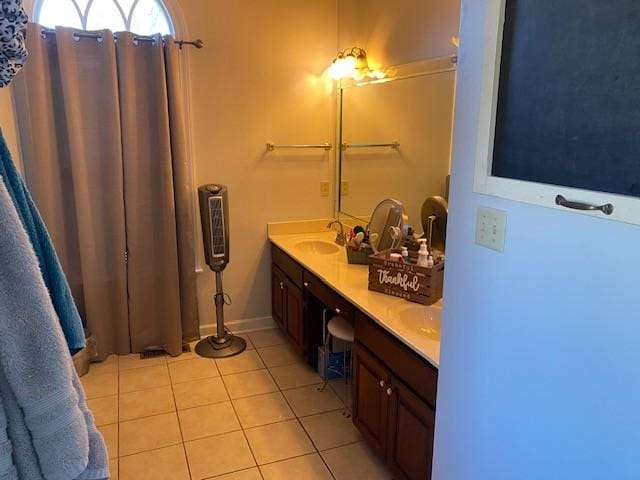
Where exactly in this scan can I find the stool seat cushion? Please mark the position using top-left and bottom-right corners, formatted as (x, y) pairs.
(327, 315), (354, 343)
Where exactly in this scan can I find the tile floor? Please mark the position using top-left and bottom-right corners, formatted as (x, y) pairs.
(82, 328), (394, 480)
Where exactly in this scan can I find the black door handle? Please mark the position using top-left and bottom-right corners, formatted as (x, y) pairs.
(555, 195), (614, 216)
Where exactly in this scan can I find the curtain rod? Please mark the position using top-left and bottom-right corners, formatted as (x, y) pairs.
(39, 28), (204, 49)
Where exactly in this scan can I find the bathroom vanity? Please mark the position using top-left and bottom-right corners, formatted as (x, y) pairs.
(265, 52), (454, 480)
(269, 223), (440, 480)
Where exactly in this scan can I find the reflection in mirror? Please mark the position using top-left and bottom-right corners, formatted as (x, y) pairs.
(421, 195), (448, 252)
(339, 57), (456, 241)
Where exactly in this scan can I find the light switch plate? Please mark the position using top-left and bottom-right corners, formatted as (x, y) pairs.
(341, 181), (349, 196)
(320, 181), (330, 197)
(475, 207), (507, 252)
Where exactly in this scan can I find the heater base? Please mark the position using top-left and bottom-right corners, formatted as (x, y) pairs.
(195, 335), (247, 359)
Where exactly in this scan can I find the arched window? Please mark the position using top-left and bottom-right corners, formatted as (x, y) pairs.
(34, 0), (175, 36)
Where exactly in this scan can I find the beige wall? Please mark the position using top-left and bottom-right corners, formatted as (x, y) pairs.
(181, 0), (338, 329)
(341, 69), (456, 227)
(5, 0), (459, 333)
(338, 0), (460, 67)
(337, 0), (460, 232)
(0, 88), (21, 169)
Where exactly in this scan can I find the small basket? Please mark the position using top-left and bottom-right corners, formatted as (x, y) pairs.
(368, 249), (444, 305)
(346, 245), (374, 265)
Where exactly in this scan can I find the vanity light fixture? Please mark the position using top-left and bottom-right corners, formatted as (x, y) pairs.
(328, 47), (385, 81)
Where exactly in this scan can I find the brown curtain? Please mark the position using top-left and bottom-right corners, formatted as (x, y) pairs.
(12, 24), (199, 359)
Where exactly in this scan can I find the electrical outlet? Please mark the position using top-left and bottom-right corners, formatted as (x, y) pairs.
(475, 207), (507, 252)
(341, 181), (349, 196)
(320, 181), (330, 197)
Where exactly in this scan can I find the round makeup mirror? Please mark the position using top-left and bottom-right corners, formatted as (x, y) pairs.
(421, 196), (448, 252)
(368, 199), (409, 253)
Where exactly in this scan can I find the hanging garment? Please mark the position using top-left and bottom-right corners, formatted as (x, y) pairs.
(13, 24), (200, 359)
(0, 130), (85, 350)
(0, 180), (108, 479)
(0, 0), (28, 87)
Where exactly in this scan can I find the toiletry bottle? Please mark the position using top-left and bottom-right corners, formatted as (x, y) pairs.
(426, 254), (435, 268)
(401, 246), (411, 264)
(390, 253), (403, 263)
(417, 239), (429, 268)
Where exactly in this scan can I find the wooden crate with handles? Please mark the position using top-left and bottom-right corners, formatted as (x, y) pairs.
(368, 249), (444, 305)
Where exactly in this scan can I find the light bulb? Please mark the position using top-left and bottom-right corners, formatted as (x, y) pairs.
(343, 54), (357, 70)
(328, 56), (358, 80)
(328, 59), (342, 80)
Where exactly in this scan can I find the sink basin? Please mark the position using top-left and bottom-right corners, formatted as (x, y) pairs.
(294, 240), (340, 255)
(389, 304), (441, 341)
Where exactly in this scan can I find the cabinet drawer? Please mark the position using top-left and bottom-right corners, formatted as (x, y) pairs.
(355, 311), (438, 409)
(271, 245), (304, 289)
(303, 271), (354, 323)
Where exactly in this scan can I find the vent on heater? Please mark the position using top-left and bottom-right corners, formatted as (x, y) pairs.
(209, 196), (226, 258)
(199, 184), (230, 272)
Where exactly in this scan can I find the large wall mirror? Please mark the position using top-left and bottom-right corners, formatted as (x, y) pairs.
(338, 56), (457, 235)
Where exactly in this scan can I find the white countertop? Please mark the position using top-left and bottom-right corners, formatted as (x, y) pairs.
(268, 225), (441, 368)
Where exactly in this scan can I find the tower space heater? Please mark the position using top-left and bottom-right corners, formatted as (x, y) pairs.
(195, 184), (246, 358)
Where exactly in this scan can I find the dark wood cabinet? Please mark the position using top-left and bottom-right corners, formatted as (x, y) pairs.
(303, 270), (354, 325)
(271, 242), (437, 480)
(354, 311), (437, 480)
(271, 265), (286, 330)
(354, 342), (436, 480)
(284, 276), (304, 353)
(388, 377), (435, 480)
(353, 344), (391, 457)
(271, 263), (305, 354)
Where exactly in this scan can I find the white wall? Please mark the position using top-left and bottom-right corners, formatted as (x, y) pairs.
(181, 0), (337, 330)
(433, 1), (640, 478)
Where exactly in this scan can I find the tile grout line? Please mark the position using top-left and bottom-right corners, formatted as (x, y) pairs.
(167, 359), (194, 480)
(218, 364), (262, 479)
(106, 386), (352, 458)
(116, 355), (120, 479)
(260, 342), (350, 479)
(102, 332), (359, 479)
(285, 381), (339, 480)
(198, 450), (330, 480)
(94, 359), (312, 402)
(260, 361), (339, 479)
(110, 434), (360, 469)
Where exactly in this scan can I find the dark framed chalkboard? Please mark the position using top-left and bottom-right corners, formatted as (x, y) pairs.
(491, 0), (640, 198)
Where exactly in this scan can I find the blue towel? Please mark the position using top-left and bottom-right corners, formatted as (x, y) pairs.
(0, 129), (85, 350)
(0, 180), (109, 479)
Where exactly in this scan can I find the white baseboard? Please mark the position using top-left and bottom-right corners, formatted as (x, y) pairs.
(199, 316), (276, 336)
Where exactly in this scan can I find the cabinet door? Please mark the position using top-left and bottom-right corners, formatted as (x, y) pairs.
(285, 279), (304, 354)
(387, 378), (435, 480)
(353, 345), (391, 457)
(271, 265), (286, 330)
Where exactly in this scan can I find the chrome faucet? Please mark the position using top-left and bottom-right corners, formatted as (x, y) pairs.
(327, 220), (347, 246)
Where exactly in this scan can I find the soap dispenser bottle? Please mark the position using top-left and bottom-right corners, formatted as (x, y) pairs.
(401, 246), (411, 264)
(417, 239), (429, 268)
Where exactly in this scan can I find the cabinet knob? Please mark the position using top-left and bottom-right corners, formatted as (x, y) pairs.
(279, 282), (284, 290)
(335, 307), (341, 314)
(386, 387), (393, 396)
(379, 380), (385, 388)
(304, 282), (309, 287)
